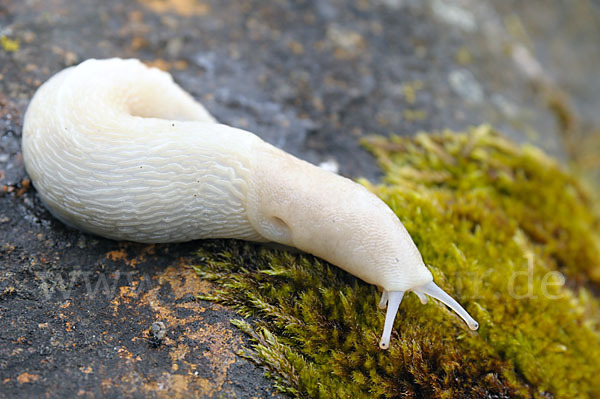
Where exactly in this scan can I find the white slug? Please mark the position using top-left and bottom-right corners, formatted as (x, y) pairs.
(22, 58), (478, 349)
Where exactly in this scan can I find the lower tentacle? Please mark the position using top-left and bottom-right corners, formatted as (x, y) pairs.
(378, 290), (389, 309)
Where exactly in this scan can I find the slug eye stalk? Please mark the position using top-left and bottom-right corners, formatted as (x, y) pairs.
(378, 282), (479, 350)
(379, 291), (405, 350)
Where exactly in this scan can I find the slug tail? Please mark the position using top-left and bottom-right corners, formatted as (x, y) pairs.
(416, 281), (479, 330)
(379, 290), (404, 350)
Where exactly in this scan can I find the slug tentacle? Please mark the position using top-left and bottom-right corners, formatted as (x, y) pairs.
(378, 290), (389, 310)
(379, 282), (478, 349)
(379, 291), (404, 350)
(413, 281), (479, 330)
(413, 290), (428, 304)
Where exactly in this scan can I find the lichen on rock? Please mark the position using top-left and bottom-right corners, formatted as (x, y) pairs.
(193, 125), (600, 398)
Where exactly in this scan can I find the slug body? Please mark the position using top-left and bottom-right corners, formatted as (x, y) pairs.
(22, 58), (478, 349)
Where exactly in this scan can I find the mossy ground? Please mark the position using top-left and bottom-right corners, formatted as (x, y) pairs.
(193, 125), (600, 398)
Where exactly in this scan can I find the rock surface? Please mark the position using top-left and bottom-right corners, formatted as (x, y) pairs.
(1, 0), (599, 397)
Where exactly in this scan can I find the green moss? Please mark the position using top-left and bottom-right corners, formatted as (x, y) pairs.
(193, 125), (600, 398)
(0, 35), (20, 52)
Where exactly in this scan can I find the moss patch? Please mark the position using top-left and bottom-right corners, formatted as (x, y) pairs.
(193, 125), (600, 398)
(0, 35), (20, 52)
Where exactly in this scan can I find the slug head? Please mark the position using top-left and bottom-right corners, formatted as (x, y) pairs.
(248, 144), (433, 285)
(247, 143), (478, 349)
